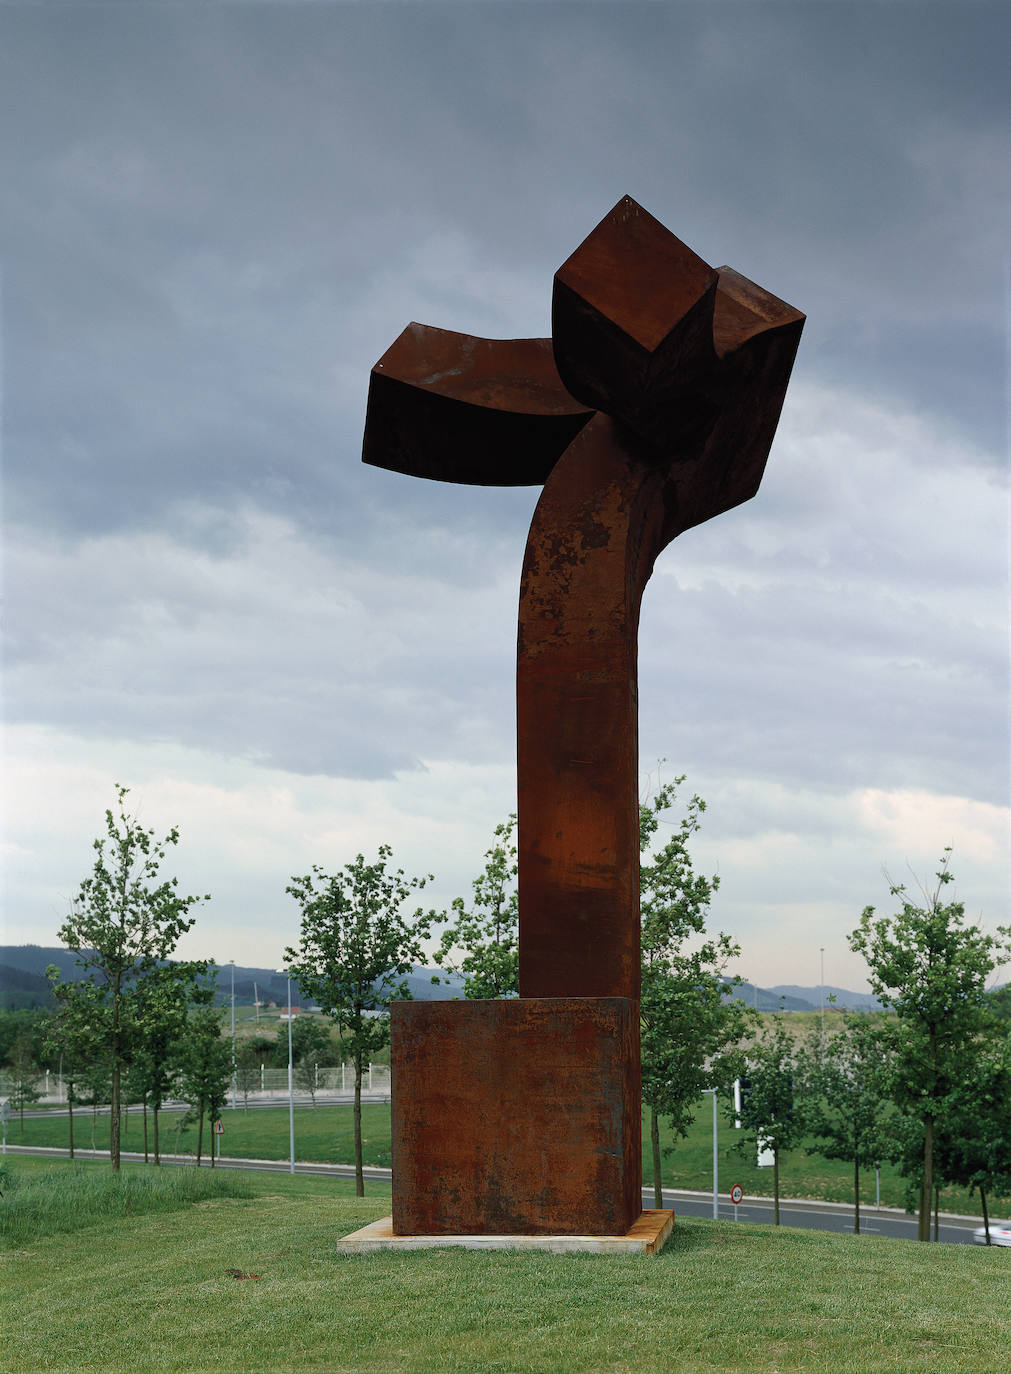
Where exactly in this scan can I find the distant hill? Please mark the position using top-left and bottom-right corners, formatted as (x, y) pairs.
(0, 963), (56, 1010)
(1, 945), (101, 983)
(769, 983), (882, 1012)
(0, 946), (467, 1009)
(725, 981), (816, 1013)
(0, 946), (878, 1015)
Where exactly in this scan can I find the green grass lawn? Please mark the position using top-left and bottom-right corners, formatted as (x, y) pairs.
(2, 1156), (1007, 1373)
(13, 1100), (1008, 1218)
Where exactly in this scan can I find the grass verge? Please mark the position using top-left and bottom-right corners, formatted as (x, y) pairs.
(2, 1157), (1007, 1373)
(12, 1101), (1008, 1217)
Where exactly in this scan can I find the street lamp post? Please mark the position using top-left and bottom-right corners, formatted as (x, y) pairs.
(287, 973), (295, 1174)
(820, 947), (826, 1064)
(702, 1088), (719, 1219)
(230, 960), (237, 1110)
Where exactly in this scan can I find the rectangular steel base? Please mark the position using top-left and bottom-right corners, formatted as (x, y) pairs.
(391, 997), (641, 1235)
(339, 1210), (673, 1255)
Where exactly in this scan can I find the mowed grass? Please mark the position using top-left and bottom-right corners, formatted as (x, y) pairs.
(12, 1102), (396, 1170)
(0, 1155), (385, 1250)
(2, 1157), (1007, 1374)
(15, 1101), (1009, 1217)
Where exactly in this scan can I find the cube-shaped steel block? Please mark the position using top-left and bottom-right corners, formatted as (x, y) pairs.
(391, 997), (641, 1235)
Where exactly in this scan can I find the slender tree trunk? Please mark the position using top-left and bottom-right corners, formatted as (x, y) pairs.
(854, 1158), (860, 1235)
(196, 1104), (204, 1167)
(153, 1104), (160, 1165)
(650, 1105), (663, 1209)
(353, 1055), (365, 1197)
(919, 1116), (935, 1241)
(773, 1148), (780, 1225)
(980, 1186), (991, 1245)
(68, 1086), (75, 1161)
(143, 1098), (148, 1162)
(110, 1061), (122, 1171)
(111, 971), (122, 1172)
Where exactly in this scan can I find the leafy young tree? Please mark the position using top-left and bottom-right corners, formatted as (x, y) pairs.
(0, 1009), (52, 1069)
(79, 1058), (113, 1153)
(735, 1019), (804, 1224)
(848, 850), (1011, 1240)
(235, 1041), (262, 1110)
(282, 1016), (335, 1108)
(175, 1004), (232, 1167)
(932, 1029), (1011, 1244)
(5, 1033), (42, 1127)
(285, 846), (434, 1195)
(797, 1015), (898, 1233)
(48, 785), (210, 1170)
(44, 976), (109, 1159)
(129, 962), (213, 1163)
(987, 984), (1011, 1024)
(639, 777), (756, 1206)
(434, 815), (518, 997)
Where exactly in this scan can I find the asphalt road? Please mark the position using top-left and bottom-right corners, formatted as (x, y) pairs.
(5, 1143), (993, 1245)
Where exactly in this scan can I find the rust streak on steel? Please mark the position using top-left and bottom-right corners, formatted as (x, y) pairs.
(362, 195), (804, 1236)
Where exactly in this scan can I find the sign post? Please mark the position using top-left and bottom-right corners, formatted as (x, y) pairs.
(730, 1183), (743, 1221)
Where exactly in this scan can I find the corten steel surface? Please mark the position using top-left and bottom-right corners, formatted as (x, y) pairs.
(364, 196), (804, 1000)
(391, 998), (640, 1236)
(363, 195), (804, 1236)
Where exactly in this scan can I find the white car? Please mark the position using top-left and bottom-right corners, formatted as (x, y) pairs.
(972, 1221), (1011, 1246)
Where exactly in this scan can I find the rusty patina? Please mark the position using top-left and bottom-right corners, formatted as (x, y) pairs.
(391, 998), (639, 1235)
(363, 196), (804, 1235)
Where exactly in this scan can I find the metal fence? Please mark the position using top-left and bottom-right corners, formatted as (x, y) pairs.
(1, 1062), (392, 1106)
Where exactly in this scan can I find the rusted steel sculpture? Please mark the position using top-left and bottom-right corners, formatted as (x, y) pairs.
(364, 196), (804, 1235)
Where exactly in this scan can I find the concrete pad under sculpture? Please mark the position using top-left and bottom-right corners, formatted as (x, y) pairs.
(338, 1210), (675, 1256)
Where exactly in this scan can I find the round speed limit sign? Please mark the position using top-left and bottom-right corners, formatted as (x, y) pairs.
(730, 1185), (743, 1205)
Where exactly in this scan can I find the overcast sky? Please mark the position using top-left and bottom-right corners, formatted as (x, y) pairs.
(2, 1), (1008, 992)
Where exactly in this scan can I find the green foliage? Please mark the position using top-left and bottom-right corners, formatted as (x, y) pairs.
(0, 1008), (53, 1068)
(128, 962), (213, 1162)
(5, 1031), (42, 1125)
(283, 1015), (336, 1106)
(47, 785), (210, 1170)
(285, 844), (434, 1192)
(234, 1041), (262, 1107)
(797, 1015), (899, 1232)
(434, 814), (518, 997)
(987, 983), (1011, 1023)
(43, 976), (109, 1159)
(639, 774), (757, 1202)
(175, 1004), (232, 1166)
(933, 1026), (1011, 1236)
(848, 849), (1011, 1240)
(735, 1019), (805, 1223)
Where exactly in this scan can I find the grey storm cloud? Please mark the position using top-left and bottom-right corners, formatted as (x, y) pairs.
(2, 3), (1007, 542)
(2, 3), (1007, 970)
